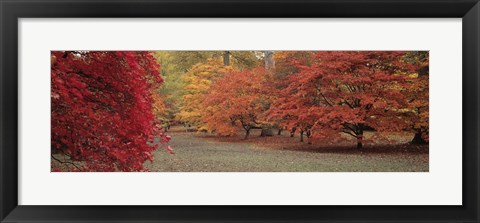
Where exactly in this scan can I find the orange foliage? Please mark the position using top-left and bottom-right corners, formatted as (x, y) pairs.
(203, 68), (273, 138)
(269, 51), (422, 148)
(177, 59), (234, 130)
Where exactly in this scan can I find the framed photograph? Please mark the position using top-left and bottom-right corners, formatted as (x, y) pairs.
(1, 0), (478, 222)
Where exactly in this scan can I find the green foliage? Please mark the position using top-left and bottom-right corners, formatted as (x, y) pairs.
(153, 52), (187, 128)
(152, 51), (263, 129)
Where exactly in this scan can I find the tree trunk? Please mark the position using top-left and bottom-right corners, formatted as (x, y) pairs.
(290, 127), (296, 137)
(356, 124), (364, 149)
(356, 135), (363, 149)
(411, 132), (427, 144)
(260, 128), (274, 137)
(277, 129), (282, 135)
(306, 130), (312, 144)
(300, 131), (304, 142)
(223, 51), (230, 66)
(264, 51), (275, 70)
(244, 128), (251, 139)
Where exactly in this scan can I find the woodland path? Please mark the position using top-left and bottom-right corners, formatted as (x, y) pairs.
(145, 126), (429, 172)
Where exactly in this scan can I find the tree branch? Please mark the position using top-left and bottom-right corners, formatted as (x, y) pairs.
(342, 130), (357, 138)
(320, 93), (334, 107)
(51, 155), (83, 171)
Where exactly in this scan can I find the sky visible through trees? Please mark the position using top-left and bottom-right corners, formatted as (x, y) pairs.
(51, 51), (429, 172)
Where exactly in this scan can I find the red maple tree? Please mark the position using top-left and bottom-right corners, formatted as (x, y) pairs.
(403, 52), (429, 144)
(269, 51), (420, 148)
(203, 67), (273, 139)
(51, 51), (170, 171)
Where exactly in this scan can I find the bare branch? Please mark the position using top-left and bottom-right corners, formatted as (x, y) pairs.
(320, 93), (334, 107)
(342, 130), (357, 138)
(51, 155), (83, 171)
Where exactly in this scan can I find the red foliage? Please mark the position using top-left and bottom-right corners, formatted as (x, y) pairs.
(269, 51), (420, 148)
(51, 51), (170, 171)
(203, 68), (273, 138)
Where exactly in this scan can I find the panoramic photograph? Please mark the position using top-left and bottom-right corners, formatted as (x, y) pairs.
(51, 51), (429, 172)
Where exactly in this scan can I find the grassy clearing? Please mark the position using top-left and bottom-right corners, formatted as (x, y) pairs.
(145, 126), (428, 172)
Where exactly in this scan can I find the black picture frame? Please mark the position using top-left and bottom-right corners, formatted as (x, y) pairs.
(1, 0), (479, 222)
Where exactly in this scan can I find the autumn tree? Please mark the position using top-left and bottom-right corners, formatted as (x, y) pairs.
(270, 51), (420, 149)
(154, 51), (227, 129)
(169, 51), (261, 71)
(258, 51), (276, 136)
(51, 51), (171, 171)
(156, 51), (261, 132)
(177, 58), (234, 130)
(153, 52), (188, 130)
(167, 51), (218, 72)
(404, 51), (429, 144)
(267, 51), (315, 141)
(229, 51), (263, 69)
(203, 67), (274, 139)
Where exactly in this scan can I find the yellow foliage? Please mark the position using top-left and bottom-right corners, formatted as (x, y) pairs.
(151, 88), (166, 120)
(177, 59), (234, 130)
(408, 73), (419, 78)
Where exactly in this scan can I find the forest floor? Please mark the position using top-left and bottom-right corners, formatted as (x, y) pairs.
(144, 125), (429, 172)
